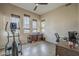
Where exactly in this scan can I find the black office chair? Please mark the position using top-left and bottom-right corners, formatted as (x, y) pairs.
(55, 33), (60, 42)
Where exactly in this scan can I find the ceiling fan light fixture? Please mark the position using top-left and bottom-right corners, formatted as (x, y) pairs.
(33, 3), (48, 11)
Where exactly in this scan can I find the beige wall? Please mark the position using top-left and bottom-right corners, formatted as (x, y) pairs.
(41, 4), (78, 43)
(0, 3), (40, 48)
(77, 4), (79, 33)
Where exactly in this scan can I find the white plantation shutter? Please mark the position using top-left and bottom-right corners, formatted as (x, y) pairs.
(23, 15), (30, 33)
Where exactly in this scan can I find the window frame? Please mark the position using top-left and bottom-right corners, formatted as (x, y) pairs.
(23, 14), (30, 33)
(32, 19), (37, 32)
(41, 20), (45, 33)
(11, 14), (20, 29)
(10, 14), (20, 33)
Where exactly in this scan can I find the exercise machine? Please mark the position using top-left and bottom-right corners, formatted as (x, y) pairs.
(5, 22), (22, 56)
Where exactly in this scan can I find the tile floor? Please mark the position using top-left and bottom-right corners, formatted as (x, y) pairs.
(0, 41), (56, 56)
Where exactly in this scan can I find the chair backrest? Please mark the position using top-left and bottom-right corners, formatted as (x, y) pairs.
(55, 33), (60, 42)
(55, 33), (60, 38)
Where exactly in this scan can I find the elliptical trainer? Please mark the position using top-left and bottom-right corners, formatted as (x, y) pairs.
(5, 22), (22, 56)
(10, 22), (18, 56)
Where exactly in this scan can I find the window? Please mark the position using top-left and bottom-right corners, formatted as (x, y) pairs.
(41, 20), (45, 33)
(32, 19), (37, 32)
(23, 15), (30, 33)
(11, 14), (20, 33)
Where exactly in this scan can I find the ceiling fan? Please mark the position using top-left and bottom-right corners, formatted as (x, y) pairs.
(33, 3), (48, 11)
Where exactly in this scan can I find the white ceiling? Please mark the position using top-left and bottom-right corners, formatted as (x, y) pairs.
(12, 3), (65, 15)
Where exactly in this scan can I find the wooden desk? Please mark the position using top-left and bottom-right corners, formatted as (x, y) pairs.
(27, 33), (45, 43)
(56, 41), (79, 56)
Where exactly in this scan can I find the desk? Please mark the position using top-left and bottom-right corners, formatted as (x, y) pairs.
(56, 41), (79, 56)
(27, 33), (45, 43)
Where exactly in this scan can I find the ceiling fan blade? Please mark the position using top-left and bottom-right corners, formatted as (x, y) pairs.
(38, 3), (48, 5)
(33, 6), (38, 11)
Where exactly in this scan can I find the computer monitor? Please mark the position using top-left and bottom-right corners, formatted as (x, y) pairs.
(10, 22), (17, 31)
(68, 31), (76, 43)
